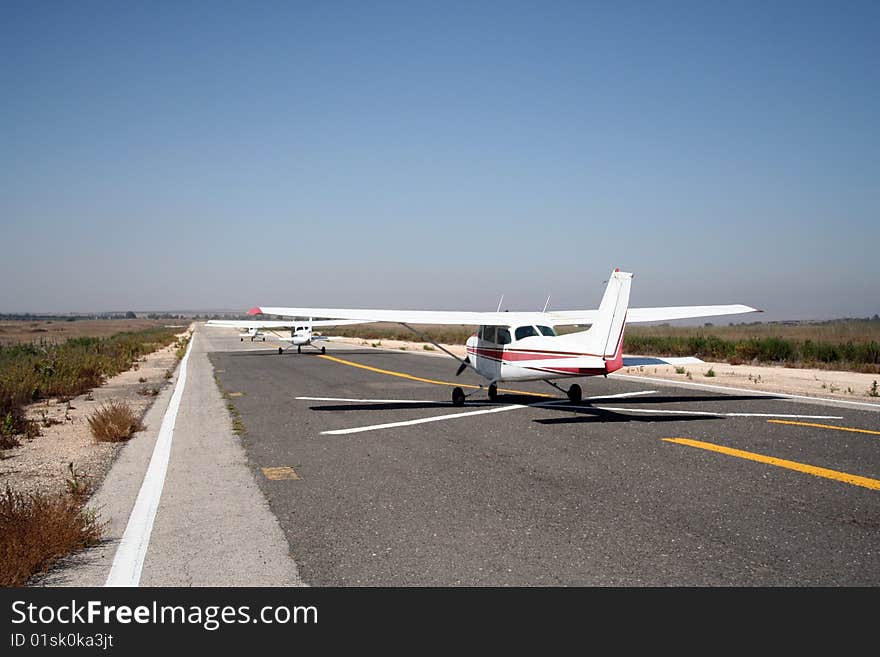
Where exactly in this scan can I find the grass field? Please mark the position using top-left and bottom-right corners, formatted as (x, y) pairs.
(323, 319), (880, 373)
(0, 325), (184, 443)
(0, 319), (168, 347)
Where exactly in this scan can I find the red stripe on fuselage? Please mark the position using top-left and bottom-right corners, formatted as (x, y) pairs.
(466, 346), (605, 361)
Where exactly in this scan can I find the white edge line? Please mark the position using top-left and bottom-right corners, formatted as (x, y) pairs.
(105, 335), (195, 587)
(613, 372), (880, 410)
(321, 404), (525, 435)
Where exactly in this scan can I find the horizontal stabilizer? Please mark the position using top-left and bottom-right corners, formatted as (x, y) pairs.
(621, 356), (704, 367)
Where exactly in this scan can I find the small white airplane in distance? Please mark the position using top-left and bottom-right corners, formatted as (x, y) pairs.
(239, 326), (268, 341)
(240, 269), (761, 405)
(206, 318), (366, 354)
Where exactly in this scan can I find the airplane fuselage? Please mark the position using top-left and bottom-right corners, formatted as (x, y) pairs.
(466, 324), (624, 383)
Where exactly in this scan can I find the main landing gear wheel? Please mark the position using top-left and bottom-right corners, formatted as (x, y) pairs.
(452, 387), (465, 407)
(240, 337), (243, 341)
(488, 383), (498, 401)
(567, 384), (582, 404)
(278, 347), (283, 355)
(297, 346), (302, 354)
(321, 346), (326, 354)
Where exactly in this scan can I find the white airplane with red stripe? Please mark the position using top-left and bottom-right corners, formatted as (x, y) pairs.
(244, 269), (760, 405)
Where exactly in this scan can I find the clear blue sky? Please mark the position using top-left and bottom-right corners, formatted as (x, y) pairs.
(2, 1), (877, 320)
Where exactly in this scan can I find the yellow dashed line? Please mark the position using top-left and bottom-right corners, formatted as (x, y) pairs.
(318, 354), (557, 398)
(767, 419), (880, 436)
(663, 437), (880, 491)
(262, 466), (300, 481)
(227, 392), (244, 397)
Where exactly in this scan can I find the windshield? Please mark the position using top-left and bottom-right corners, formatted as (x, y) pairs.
(515, 325), (539, 340)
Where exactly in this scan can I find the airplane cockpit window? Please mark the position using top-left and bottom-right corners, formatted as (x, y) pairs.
(537, 325), (556, 337)
(514, 325), (539, 340)
(479, 325), (497, 343)
(497, 328), (512, 345)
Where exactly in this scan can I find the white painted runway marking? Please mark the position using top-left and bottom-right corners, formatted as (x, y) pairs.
(321, 404), (525, 435)
(307, 388), (842, 436)
(316, 390), (660, 435)
(614, 373), (880, 410)
(105, 336), (195, 587)
(593, 406), (843, 419)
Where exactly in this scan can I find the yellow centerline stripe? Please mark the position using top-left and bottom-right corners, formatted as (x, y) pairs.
(766, 419), (880, 436)
(318, 354), (557, 398)
(663, 438), (880, 491)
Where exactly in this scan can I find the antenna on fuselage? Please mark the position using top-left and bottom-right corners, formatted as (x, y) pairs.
(496, 295), (504, 313)
(542, 295), (551, 313)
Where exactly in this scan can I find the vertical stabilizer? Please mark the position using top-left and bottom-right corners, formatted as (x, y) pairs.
(576, 269), (632, 358)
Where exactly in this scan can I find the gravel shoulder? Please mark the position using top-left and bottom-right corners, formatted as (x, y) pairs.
(0, 326), (192, 498)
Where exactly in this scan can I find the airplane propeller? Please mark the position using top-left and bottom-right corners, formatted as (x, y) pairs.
(455, 356), (470, 376)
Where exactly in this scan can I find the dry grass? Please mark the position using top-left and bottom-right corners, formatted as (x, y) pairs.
(0, 326), (179, 438)
(87, 401), (144, 442)
(0, 483), (103, 586)
(0, 319), (165, 347)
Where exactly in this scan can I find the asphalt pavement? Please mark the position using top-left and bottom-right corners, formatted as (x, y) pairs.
(206, 330), (880, 586)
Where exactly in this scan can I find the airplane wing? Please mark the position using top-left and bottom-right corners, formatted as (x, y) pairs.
(250, 307), (550, 326)
(206, 319), (367, 329)
(548, 304), (759, 325)
(249, 304), (760, 327)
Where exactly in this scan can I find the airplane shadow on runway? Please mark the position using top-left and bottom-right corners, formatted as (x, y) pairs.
(303, 391), (777, 424)
(531, 408), (721, 425)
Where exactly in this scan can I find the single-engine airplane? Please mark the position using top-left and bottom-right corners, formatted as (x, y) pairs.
(239, 326), (268, 341)
(206, 318), (366, 354)
(240, 269), (760, 405)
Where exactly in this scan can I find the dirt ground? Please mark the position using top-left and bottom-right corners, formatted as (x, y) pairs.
(328, 336), (880, 402)
(0, 319), (172, 346)
(0, 326), (193, 498)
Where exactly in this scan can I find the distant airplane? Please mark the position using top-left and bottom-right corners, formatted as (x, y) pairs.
(239, 269), (760, 404)
(206, 319), (365, 354)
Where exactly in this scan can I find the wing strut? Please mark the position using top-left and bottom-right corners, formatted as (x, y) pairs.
(399, 322), (485, 379)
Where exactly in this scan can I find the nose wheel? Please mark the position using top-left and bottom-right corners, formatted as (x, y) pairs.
(321, 346), (326, 354)
(297, 346), (302, 354)
(488, 383), (498, 401)
(567, 384), (582, 403)
(452, 387), (465, 407)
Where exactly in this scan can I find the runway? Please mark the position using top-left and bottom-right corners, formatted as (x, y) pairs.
(207, 330), (880, 586)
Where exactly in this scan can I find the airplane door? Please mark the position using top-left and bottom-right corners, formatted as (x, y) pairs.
(471, 325), (502, 381)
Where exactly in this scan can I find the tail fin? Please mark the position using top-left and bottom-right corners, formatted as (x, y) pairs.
(579, 269), (632, 359)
